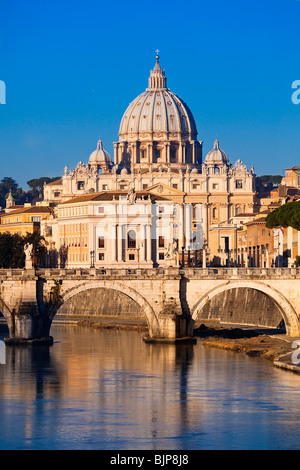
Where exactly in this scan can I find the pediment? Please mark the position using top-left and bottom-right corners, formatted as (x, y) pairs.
(146, 183), (185, 197)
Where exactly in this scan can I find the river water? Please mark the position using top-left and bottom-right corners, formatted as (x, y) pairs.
(0, 323), (300, 450)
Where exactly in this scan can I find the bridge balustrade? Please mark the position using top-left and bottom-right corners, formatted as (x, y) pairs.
(1, 266), (300, 279)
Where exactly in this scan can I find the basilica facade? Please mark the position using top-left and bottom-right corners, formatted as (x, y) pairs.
(42, 53), (257, 268)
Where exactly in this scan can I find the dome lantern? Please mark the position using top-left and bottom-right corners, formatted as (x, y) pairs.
(148, 51), (167, 90)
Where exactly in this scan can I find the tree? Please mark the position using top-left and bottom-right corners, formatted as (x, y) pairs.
(27, 177), (61, 197)
(0, 177), (20, 208)
(256, 175), (283, 186)
(0, 233), (24, 268)
(0, 232), (45, 268)
(266, 201), (300, 231)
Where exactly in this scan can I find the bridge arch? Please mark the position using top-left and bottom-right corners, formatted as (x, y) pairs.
(48, 280), (160, 336)
(191, 280), (300, 337)
(0, 299), (14, 337)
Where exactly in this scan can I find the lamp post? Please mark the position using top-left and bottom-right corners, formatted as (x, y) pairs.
(181, 246), (185, 268)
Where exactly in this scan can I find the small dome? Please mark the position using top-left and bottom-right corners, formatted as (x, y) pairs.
(89, 139), (112, 165)
(205, 138), (229, 165)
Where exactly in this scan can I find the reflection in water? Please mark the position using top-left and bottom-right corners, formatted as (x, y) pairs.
(1, 324), (300, 450)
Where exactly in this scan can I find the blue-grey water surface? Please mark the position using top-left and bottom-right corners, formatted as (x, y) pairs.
(1, 324), (300, 450)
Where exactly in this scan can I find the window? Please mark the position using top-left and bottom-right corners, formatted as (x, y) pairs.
(170, 148), (177, 162)
(173, 184), (178, 189)
(99, 253), (105, 261)
(127, 230), (136, 248)
(143, 184), (148, 189)
(129, 254), (135, 260)
(212, 183), (218, 190)
(212, 207), (217, 219)
(193, 184), (200, 190)
(54, 191), (60, 198)
(98, 236), (105, 248)
(214, 167), (220, 174)
(159, 253), (164, 260)
(158, 206), (164, 214)
(102, 184), (108, 190)
(158, 236), (165, 248)
(77, 181), (85, 190)
(236, 180), (243, 189)
(98, 206), (104, 215)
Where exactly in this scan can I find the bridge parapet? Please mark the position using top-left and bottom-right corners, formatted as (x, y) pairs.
(180, 267), (300, 279)
(1, 267), (300, 281)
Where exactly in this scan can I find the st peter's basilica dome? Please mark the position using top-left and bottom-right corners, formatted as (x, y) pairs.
(118, 53), (198, 141)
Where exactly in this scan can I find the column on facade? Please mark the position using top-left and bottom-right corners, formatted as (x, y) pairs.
(146, 220), (151, 263)
(110, 223), (117, 263)
(185, 203), (192, 250)
(202, 248), (206, 268)
(117, 224), (123, 262)
(114, 143), (119, 166)
(166, 142), (170, 164)
(132, 143), (137, 165)
(179, 143), (183, 164)
(181, 142), (186, 164)
(147, 143), (153, 165)
(119, 142), (125, 166)
(141, 224), (147, 262)
(136, 224), (144, 263)
(192, 142), (196, 165)
(178, 204), (185, 252)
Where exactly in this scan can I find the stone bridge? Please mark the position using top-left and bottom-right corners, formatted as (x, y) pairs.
(1, 267), (300, 344)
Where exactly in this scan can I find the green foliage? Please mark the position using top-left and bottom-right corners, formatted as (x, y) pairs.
(266, 202), (300, 231)
(0, 232), (45, 268)
(0, 232), (25, 268)
(0, 177), (20, 208)
(256, 175), (283, 185)
(27, 177), (61, 195)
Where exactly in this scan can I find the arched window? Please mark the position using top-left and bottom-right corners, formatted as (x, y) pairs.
(127, 230), (136, 249)
(170, 147), (177, 162)
(235, 206), (242, 215)
(212, 207), (217, 219)
(214, 166), (220, 174)
(155, 147), (161, 161)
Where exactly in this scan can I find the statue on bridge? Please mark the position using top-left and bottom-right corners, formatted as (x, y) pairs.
(165, 238), (178, 262)
(24, 243), (34, 269)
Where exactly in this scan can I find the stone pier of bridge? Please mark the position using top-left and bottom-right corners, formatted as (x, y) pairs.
(1, 267), (300, 344)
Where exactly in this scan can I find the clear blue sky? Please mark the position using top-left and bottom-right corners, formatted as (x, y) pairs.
(0, 0), (300, 189)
